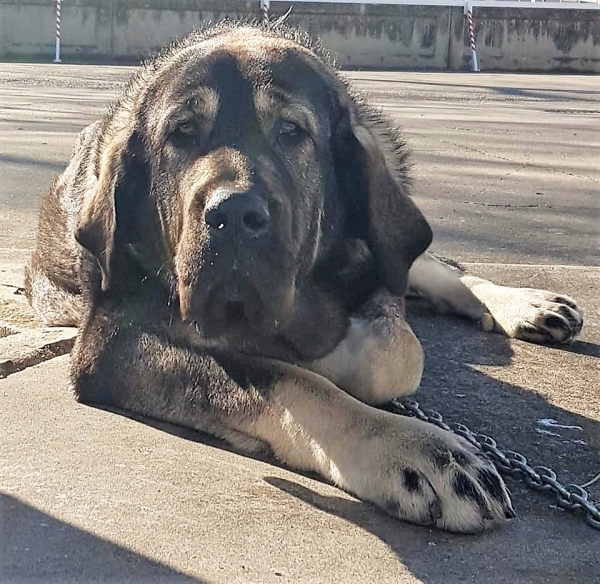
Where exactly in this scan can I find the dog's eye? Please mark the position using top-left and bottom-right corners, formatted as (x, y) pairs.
(277, 120), (303, 144)
(168, 121), (206, 150)
(279, 120), (298, 135)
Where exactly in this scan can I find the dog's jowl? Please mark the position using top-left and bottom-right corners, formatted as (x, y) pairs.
(26, 22), (583, 532)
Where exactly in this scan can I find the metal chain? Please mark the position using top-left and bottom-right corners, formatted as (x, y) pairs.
(385, 397), (600, 530)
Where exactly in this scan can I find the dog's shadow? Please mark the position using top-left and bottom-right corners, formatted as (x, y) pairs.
(259, 307), (599, 583)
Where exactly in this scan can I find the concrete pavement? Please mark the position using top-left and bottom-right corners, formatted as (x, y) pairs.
(0, 66), (599, 583)
(1, 67), (598, 265)
(2, 266), (599, 584)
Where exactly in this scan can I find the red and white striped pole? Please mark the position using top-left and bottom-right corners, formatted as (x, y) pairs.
(54, 0), (62, 63)
(464, 1), (479, 72)
(260, 0), (269, 23)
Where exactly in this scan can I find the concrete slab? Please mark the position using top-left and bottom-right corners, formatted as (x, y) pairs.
(0, 283), (38, 329)
(0, 326), (76, 377)
(0, 282), (77, 378)
(1, 264), (598, 584)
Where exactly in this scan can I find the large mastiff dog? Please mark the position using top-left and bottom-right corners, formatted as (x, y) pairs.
(25, 23), (583, 533)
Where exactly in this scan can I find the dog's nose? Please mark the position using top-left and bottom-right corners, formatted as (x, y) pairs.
(205, 192), (270, 239)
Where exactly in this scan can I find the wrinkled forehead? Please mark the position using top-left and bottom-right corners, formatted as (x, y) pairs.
(143, 31), (336, 127)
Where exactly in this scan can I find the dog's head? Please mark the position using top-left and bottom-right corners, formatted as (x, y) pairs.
(76, 24), (431, 359)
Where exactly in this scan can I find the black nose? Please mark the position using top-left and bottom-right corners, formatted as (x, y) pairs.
(205, 192), (270, 239)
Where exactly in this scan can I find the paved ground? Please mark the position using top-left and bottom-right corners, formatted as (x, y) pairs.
(0, 65), (599, 583)
(1, 66), (598, 265)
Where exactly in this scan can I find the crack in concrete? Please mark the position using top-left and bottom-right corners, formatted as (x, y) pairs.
(463, 262), (600, 269)
(438, 138), (600, 184)
(462, 201), (552, 209)
(0, 282), (25, 294)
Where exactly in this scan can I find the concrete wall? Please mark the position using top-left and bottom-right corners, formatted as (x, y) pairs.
(468, 8), (600, 72)
(0, 0), (598, 72)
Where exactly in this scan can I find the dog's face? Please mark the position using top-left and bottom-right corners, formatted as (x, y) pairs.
(151, 33), (348, 341)
(76, 26), (432, 359)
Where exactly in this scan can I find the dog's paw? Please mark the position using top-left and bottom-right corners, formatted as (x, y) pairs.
(489, 288), (583, 344)
(353, 417), (515, 533)
(465, 280), (583, 344)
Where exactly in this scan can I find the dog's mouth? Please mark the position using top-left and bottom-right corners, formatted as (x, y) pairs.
(222, 300), (246, 326)
(188, 277), (293, 342)
(179, 272), (350, 362)
(191, 302), (249, 339)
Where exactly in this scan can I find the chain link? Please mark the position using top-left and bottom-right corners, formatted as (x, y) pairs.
(386, 397), (600, 530)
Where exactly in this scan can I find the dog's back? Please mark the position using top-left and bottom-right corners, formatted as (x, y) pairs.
(25, 121), (102, 326)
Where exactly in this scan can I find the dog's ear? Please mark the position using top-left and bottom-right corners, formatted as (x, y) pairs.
(334, 103), (432, 296)
(76, 128), (148, 292)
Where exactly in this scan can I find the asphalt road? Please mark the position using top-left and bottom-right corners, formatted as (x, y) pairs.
(0, 65), (598, 266)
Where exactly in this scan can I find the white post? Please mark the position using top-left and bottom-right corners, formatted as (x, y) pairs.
(463, 1), (479, 72)
(54, 0), (62, 63)
(260, 0), (270, 23)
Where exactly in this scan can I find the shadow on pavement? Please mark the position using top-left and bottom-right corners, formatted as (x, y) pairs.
(0, 493), (207, 584)
(13, 304), (597, 584)
(557, 340), (600, 358)
(260, 309), (599, 583)
(263, 474), (593, 584)
(356, 77), (600, 101)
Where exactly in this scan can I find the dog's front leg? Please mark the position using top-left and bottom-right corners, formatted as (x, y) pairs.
(408, 253), (584, 344)
(255, 363), (515, 533)
(72, 307), (513, 533)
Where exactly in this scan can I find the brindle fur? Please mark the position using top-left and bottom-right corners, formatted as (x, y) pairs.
(25, 22), (583, 533)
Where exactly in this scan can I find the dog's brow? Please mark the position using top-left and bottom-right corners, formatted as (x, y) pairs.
(188, 87), (220, 120)
(254, 88), (279, 118)
(152, 87), (219, 139)
(254, 88), (318, 136)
